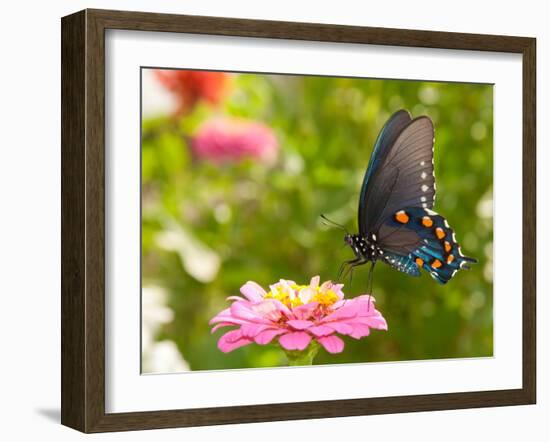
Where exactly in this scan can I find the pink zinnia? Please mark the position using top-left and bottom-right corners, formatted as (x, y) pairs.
(154, 69), (229, 114)
(192, 118), (278, 164)
(209, 276), (387, 355)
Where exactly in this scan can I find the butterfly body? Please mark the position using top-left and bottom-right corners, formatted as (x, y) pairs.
(343, 109), (476, 284)
(344, 232), (382, 261)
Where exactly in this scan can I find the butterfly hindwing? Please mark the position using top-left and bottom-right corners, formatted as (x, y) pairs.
(378, 207), (476, 284)
(381, 252), (421, 277)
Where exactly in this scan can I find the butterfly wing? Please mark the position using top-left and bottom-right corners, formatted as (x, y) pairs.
(359, 113), (435, 236)
(381, 252), (421, 277)
(378, 207), (477, 284)
(358, 110), (412, 235)
(357, 110), (475, 283)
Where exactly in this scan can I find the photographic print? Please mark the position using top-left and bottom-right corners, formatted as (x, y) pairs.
(140, 68), (493, 373)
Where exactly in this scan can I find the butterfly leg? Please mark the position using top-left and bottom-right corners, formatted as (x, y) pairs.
(349, 266), (355, 289)
(336, 258), (359, 281)
(367, 261), (376, 309)
(339, 257), (369, 282)
(337, 259), (359, 281)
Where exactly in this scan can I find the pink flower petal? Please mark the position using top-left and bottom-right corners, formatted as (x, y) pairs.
(292, 302), (318, 320)
(240, 281), (267, 302)
(331, 300), (346, 309)
(240, 323), (272, 338)
(223, 329), (244, 343)
(286, 319), (314, 330)
(347, 323), (371, 339)
(352, 314), (388, 330)
(318, 335), (345, 353)
(271, 299), (292, 316)
(279, 332), (312, 351)
(307, 325), (335, 337)
(361, 316), (388, 330)
(357, 294), (377, 303)
(323, 322), (353, 335)
(309, 275), (320, 288)
(209, 314), (249, 326)
(251, 299), (284, 321)
(210, 322), (235, 333)
(217, 329), (253, 352)
(322, 304), (360, 322)
(208, 307), (231, 324)
(254, 328), (286, 345)
(230, 301), (270, 323)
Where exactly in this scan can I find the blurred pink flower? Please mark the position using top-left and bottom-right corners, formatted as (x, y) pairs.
(192, 118), (278, 164)
(154, 69), (230, 114)
(209, 276), (387, 355)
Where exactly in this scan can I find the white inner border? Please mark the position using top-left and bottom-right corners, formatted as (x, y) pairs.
(105, 29), (523, 413)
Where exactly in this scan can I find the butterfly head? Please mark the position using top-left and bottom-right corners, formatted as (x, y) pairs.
(344, 233), (354, 246)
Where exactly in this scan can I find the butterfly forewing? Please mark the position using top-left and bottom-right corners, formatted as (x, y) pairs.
(360, 116), (435, 236)
(358, 110), (412, 235)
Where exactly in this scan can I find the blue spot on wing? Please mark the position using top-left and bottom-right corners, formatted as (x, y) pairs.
(382, 252), (421, 277)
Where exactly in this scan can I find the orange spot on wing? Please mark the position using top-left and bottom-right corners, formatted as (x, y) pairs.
(422, 216), (433, 227)
(447, 254), (455, 264)
(435, 227), (446, 239)
(415, 257), (424, 267)
(444, 241), (452, 253)
(394, 210), (409, 224)
(431, 259), (443, 269)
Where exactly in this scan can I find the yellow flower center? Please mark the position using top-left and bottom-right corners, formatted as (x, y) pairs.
(314, 289), (339, 306)
(264, 284), (339, 308)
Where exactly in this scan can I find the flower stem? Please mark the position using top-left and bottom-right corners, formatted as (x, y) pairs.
(284, 341), (320, 366)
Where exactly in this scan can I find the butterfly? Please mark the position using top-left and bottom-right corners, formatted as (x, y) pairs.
(334, 109), (476, 285)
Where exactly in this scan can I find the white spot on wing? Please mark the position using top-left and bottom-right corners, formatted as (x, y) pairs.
(421, 184), (429, 192)
(421, 171), (427, 180)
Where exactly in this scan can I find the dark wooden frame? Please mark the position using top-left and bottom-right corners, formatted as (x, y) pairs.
(61, 8), (536, 433)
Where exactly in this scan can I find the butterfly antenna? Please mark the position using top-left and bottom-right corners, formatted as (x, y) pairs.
(320, 214), (349, 234)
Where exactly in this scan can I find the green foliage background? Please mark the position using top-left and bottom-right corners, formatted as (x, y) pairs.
(142, 71), (493, 371)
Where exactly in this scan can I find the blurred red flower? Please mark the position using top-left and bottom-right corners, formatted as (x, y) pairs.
(192, 118), (279, 164)
(154, 69), (229, 114)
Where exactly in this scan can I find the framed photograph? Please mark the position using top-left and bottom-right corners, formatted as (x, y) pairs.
(61, 9), (536, 433)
